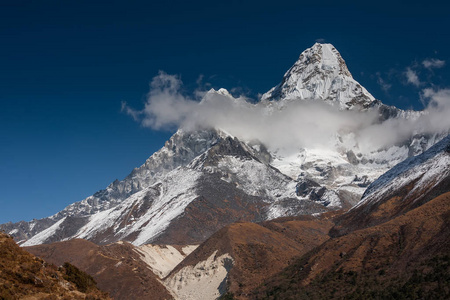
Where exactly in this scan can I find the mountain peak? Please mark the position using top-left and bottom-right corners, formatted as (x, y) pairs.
(309, 43), (352, 77)
(262, 43), (375, 109)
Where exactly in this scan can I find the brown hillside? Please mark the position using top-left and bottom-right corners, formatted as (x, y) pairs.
(168, 214), (338, 299)
(26, 239), (172, 300)
(0, 233), (110, 299)
(256, 192), (450, 299)
(331, 163), (450, 238)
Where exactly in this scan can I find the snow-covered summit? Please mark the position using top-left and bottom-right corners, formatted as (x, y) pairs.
(262, 43), (375, 109)
(204, 88), (233, 98)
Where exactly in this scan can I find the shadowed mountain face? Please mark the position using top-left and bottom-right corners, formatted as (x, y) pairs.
(0, 233), (110, 299)
(5, 129), (334, 247)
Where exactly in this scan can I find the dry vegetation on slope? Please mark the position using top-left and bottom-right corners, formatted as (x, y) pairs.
(331, 174), (450, 238)
(0, 233), (110, 300)
(254, 192), (450, 299)
(26, 239), (173, 300)
(167, 212), (341, 299)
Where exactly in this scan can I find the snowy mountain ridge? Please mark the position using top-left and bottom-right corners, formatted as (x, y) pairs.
(20, 129), (306, 246)
(2, 43), (448, 247)
(356, 134), (450, 209)
(59, 130), (222, 218)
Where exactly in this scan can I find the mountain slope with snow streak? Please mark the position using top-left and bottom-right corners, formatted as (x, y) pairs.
(331, 134), (450, 237)
(19, 128), (332, 246)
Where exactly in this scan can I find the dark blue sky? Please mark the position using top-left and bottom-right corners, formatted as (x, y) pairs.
(1, 0), (449, 223)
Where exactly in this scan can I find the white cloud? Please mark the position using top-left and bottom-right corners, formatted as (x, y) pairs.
(142, 71), (200, 130)
(357, 88), (450, 150)
(418, 88), (450, 133)
(405, 67), (421, 87)
(422, 58), (445, 69)
(421, 88), (450, 109)
(121, 101), (141, 121)
(376, 72), (391, 92)
(125, 72), (450, 154)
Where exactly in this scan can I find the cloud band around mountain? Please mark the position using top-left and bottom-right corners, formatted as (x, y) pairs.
(123, 72), (450, 153)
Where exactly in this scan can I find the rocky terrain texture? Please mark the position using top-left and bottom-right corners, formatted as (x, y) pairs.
(165, 212), (340, 299)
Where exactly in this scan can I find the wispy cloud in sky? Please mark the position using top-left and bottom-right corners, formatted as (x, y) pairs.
(405, 67), (422, 86)
(121, 101), (141, 121)
(376, 72), (392, 92)
(376, 57), (447, 105)
(422, 58), (446, 69)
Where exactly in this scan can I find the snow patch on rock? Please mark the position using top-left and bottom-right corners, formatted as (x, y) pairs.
(164, 250), (233, 300)
(22, 217), (67, 246)
(134, 244), (198, 278)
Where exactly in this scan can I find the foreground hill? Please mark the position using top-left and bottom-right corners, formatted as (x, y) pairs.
(163, 213), (339, 299)
(26, 239), (178, 300)
(0, 233), (110, 299)
(24, 214), (338, 300)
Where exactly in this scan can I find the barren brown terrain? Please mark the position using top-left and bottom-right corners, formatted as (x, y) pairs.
(168, 212), (340, 299)
(0, 233), (110, 300)
(26, 239), (172, 300)
(254, 192), (450, 299)
(331, 168), (450, 238)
